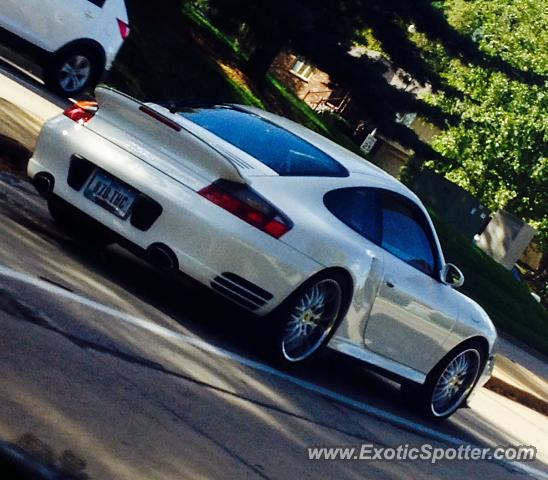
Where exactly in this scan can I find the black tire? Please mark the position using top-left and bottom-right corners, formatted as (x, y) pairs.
(47, 196), (114, 247)
(405, 340), (485, 420)
(43, 45), (103, 96)
(269, 270), (350, 364)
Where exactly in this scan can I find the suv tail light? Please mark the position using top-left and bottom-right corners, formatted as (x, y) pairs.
(199, 180), (293, 239)
(117, 19), (130, 40)
(63, 101), (98, 125)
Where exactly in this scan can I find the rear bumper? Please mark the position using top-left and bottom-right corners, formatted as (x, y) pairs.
(28, 119), (322, 314)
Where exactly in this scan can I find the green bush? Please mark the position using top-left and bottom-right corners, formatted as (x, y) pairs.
(431, 210), (548, 355)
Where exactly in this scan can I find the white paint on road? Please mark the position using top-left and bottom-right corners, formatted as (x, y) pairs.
(0, 263), (546, 479)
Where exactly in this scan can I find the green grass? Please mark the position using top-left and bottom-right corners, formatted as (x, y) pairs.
(222, 68), (266, 108)
(266, 76), (332, 134)
(431, 210), (548, 356)
(108, 1), (258, 106)
(183, 6), (249, 61)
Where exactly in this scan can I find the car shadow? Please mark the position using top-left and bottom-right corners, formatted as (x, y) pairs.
(0, 173), (541, 470)
(52, 236), (539, 454)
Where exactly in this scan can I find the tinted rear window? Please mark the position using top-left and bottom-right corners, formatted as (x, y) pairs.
(179, 107), (348, 177)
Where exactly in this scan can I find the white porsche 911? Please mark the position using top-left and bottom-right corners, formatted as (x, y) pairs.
(28, 86), (496, 419)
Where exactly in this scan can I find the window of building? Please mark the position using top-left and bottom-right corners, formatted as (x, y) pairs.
(290, 58), (315, 80)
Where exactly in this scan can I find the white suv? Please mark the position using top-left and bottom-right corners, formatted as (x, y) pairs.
(0, 0), (129, 95)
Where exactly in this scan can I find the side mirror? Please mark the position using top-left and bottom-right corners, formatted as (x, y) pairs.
(440, 263), (465, 288)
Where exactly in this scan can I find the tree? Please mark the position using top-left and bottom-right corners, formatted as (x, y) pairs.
(204, 0), (540, 158)
(422, 0), (548, 248)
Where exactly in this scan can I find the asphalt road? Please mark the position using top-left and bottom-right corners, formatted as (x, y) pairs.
(0, 55), (547, 480)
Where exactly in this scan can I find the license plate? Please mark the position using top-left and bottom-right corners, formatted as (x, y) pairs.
(84, 172), (138, 219)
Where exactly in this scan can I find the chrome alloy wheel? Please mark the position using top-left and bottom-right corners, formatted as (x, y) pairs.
(431, 349), (481, 417)
(282, 279), (342, 362)
(58, 55), (92, 93)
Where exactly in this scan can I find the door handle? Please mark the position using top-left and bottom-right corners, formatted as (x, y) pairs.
(85, 10), (94, 18)
(385, 281), (395, 289)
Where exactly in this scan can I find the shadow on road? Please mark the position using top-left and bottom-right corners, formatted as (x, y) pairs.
(0, 173), (544, 477)
(0, 433), (89, 480)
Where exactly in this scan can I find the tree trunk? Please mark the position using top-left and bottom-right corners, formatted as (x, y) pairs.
(245, 38), (285, 84)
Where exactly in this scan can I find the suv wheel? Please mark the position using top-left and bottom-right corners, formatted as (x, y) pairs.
(44, 46), (102, 96)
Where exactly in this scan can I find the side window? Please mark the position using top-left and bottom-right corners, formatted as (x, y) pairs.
(381, 193), (437, 276)
(87, 0), (106, 7)
(324, 188), (382, 244)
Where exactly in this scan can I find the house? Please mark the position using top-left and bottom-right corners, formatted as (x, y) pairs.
(269, 51), (351, 115)
(269, 49), (439, 178)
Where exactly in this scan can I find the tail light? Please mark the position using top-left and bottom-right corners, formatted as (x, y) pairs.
(117, 19), (130, 40)
(63, 101), (98, 125)
(199, 180), (293, 239)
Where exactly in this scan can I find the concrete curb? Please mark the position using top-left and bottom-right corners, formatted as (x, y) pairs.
(485, 376), (547, 416)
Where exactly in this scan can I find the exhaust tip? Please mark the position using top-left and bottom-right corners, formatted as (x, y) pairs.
(146, 244), (178, 272)
(32, 173), (54, 197)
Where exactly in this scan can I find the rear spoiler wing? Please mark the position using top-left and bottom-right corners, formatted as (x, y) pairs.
(93, 86), (248, 185)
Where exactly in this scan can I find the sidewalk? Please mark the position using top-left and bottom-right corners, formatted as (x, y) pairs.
(0, 72), (60, 166)
(0, 61), (63, 123)
(485, 337), (548, 415)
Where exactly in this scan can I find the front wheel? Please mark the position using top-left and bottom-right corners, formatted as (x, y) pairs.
(409, 342), (484, 419)
(272, 273), (348, 363)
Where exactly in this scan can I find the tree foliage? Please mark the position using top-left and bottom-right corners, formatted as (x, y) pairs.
(202, 0), (537, 159)
(186, 0), (546, 247)
(423, 0), (548, 248)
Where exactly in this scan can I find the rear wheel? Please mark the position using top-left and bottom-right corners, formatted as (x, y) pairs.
(272, 272), (348, 363)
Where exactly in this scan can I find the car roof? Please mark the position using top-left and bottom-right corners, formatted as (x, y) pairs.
(236, 104), (422, 203)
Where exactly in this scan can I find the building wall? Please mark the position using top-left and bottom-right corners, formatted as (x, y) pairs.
(270, 51), (333, 110)
(521, 243), (544, 271)
(371, 141), (409, 178)
(410, 116), (440, 144)
(477, 211), (537, 270)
